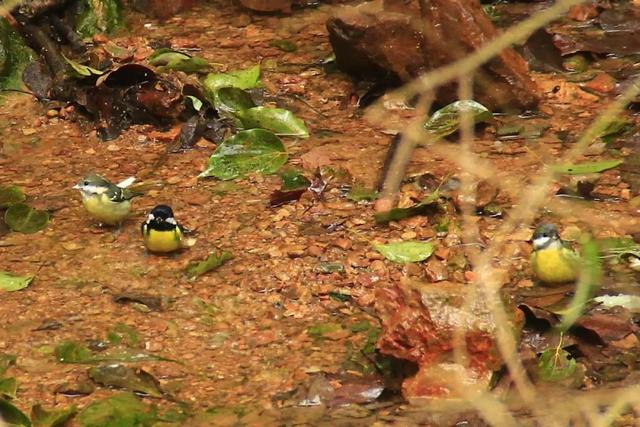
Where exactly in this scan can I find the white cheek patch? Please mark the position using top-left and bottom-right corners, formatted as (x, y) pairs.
(84, 185), (107, 195)
(166, 217), (177, 225)
(147, 213), (155, 222)
(533, 236), (550, 250)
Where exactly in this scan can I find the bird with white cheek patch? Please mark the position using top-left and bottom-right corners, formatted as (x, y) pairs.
(530, 223), (580, 285)
(141, 205), (192, 253)
(74, 173), (141, 226)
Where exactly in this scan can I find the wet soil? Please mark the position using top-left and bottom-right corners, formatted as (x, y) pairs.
(2, 1), (640, 425)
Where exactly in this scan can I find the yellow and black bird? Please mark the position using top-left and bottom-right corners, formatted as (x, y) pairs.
(530, 223), (579, 285)
(74, 173), (141, 226)
(141, 205), (189, 253)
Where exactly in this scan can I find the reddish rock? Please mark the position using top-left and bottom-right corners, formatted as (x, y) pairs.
(129, 0), (195, 19)
(375, 278), (520, 399)
(567, 3), (600, 21)
(237, 0), (292, 13)
(327, 0), (540, 111)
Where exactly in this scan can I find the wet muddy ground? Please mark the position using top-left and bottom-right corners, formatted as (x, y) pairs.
(3, 1), (640, 425)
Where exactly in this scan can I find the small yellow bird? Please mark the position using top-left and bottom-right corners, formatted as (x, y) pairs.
(141, 205), (189, 253)
(73, 173), (141, 226)
(530, 223), (579, 285)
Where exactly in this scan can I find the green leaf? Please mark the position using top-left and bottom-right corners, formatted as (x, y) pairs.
(424, 100), (492, 140)
(75, 0), (122, 37)
(0, 377), (16, 399)
(148, 49), (209, 74)
(185, 95), (203, 112)
(199, 129), (287, 180)
(538, 347), (577, 382)
(593, 294), (640, 311)
(347, 185), (378, 202)
(31, 404), (77, 427)
(214, 87), (256, 113)
(374, 241), (434, 263)
(0, 272), (33, 292)
(4, 203), (49, 234)
(279, 168), (310, 190)
(55, 342), (93, 363)
(307, 323), (342, 338)
(373, 193), (440, 224)
(557, 237), (601, 331)
(0, 18), (36, 91)
(269, 39), (297, 52)
(185, 250), (233, 279)
(0, 186), (25, 208)
(597, 118), (630, 143)
(88, 364), (163, 398)
(63, 55), (104, 78)
(0, 354), (16, 376)
(0, 398), (31, 426)
(551, 160), (623, 175)
(78, 393), (156, 427)
(203, 64), (261, 104)
(106, 323), (140, 347)
(54, 341), (173, 364)
(236, 107), (309, 137)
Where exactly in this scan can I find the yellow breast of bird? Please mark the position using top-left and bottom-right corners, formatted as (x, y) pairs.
(531, 247), (578, 284)
(143, 228), (183, 253)
(82, 194), (131, 225)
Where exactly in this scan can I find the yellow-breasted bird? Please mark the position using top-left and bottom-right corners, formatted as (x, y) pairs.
(74, 173), (141, 226)
(141, 205), (190, 253)
(530, 223), (579, 285)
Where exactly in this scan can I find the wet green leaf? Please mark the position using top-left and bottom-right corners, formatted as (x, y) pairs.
(594, 294), (640, 311)
(75, 0), (122, 37)
(0, 354), (16, 375)
(556, 238), (601, 331)
(269, 39), (297, 52)
(78, 393), (156, 427)
(203, 64), (261, 104)
(349, 321), (372, 333)
(89, 364), (163, 398)
(307, 323), (342, 338)
(0, 186), (25, 208)
(107, 323), (140, 347)
(185, 250), (233, 279)
(0, 377), (16, 399)
(185, 96), (203, 112)
(347, 185), (378, 202)
(4, 203), (49, 234)
(55, 341), (173, 364)
(199, 129), (287, 180)
(538, 348), (576, 382)
(551, 160), (622, 175)
(55, 341), (93, 363)
(214, 87), (256, 113)
(0, 271), (33, 292)
(562, 54), (588, 73)
(374, 241), (434, 263)
(0, 18), (36, 91)
(0, 398), (31, 426)
(148, 49), (209, 74)
(236, 107), (309, 137)
(598, 118), (630, 142)
(63, 55), (104, 78)
(424, 100), (492, 140)
(31, 404), (77, 427)
(279, 168), (310, 190)
(374, 193), (440, 223)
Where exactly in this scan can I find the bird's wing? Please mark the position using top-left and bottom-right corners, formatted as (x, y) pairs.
(116, 176), (136, 188)
(106, 185), (128, 202)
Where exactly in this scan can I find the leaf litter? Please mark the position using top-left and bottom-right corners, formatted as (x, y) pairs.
(4, 0), (640, 425)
